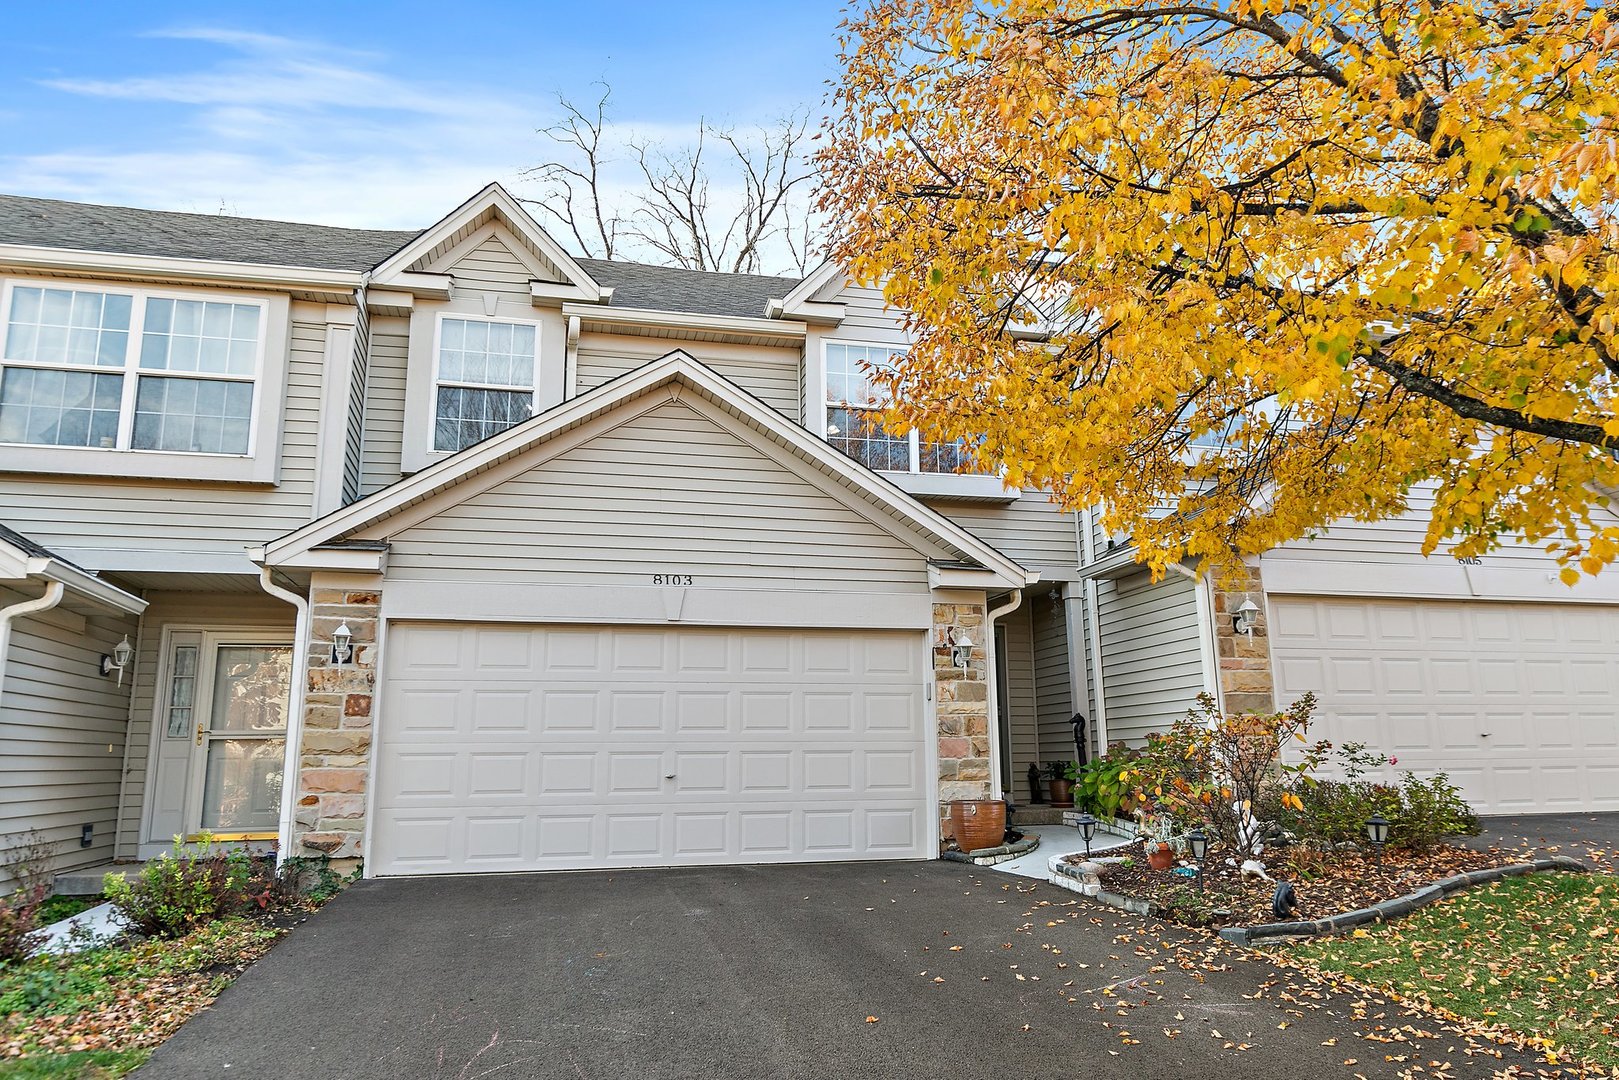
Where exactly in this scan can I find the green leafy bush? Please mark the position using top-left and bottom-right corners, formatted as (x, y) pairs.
(0, 832), (55, 966)
(103, 836), (263, 938)
(1070, 747), (1146, 820)
(1287, 743), (1480, 852)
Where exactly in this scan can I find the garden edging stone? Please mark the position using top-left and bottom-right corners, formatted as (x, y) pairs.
(1217, 856), (1590, 945)
(941, 833), (1040, 866)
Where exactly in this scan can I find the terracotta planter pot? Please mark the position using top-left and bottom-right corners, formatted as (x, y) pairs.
(949, 799), (1007, 854)
(1146, 841), (1175, 871)
(1048, 778), (1074, 808)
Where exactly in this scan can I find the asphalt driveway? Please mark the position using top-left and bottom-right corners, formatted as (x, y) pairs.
(1457, 812), (1618, 870)
(139, 861), (1570, 1079)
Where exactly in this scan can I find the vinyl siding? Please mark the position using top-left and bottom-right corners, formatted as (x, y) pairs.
(116, 591), (294, 858)
(832, 282), (911, 345)
(450, 235), (534, 299)
(1001, 605), (1039, 784)
(379, 400), (938, 592)
(359, 317), (410, 497)
(0, 305), (330, 561)
(943, 494), (1080, 578)
(1097, 570), (1204, 745)
(0, 586), (138, 886)
(342, 298), (372, 504)
(1033, 593), (1074, 761)
(575, 335), (801, 418)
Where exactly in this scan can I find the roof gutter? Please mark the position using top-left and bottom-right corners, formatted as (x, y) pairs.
(0, 243), (365, 293)
(560, 302), (808, 343)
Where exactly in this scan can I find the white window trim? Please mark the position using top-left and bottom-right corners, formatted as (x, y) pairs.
(0, 276), (288, 484)
(428, 311), (543, 454)
(401, 308), (547, 472)
(818, 336), (1014, 500)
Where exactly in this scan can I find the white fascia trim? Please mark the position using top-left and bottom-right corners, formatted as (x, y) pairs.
(370, 183), (605, 301)
(561, 302), (809, 342)
(265, 548), (387, 573)
(5, 553), (147, 614)
(0, 243), (363, 292)
(929, 564), (1040, 591)
(773, 259), (850, 318)
(262, 351), (1031, 587)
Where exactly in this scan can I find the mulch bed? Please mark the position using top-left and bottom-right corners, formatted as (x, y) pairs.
(1069, 843), (1518, 928)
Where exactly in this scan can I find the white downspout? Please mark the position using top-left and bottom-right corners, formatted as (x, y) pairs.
(0, 581), (65, 702)
(984, 589), (1022, 801)
(259, 568), (310, 866)
(1080, 506), (1109, 753)
(564, 314), (581, 400)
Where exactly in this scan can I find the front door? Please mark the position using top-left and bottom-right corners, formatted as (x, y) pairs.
(145, 631), (293, 851)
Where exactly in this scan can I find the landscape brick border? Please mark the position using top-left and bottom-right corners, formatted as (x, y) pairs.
(940, 834), (1040, 866)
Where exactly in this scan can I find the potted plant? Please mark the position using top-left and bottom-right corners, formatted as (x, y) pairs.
(1136, 805), (1179, 870)
(1046, 761), (1075, 808)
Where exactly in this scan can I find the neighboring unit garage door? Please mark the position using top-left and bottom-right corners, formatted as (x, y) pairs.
(373, 623), (930, 875)
(1272, 597), (1619, 814)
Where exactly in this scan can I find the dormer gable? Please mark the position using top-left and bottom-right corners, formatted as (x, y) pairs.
(368, 183), (609, 307)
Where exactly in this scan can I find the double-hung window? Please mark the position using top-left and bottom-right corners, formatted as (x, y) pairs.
(432, 316), (539, 453)
(0, 282), (265, 457)
(824, 341), (972, 474)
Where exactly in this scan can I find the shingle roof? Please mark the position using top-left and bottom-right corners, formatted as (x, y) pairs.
(0, 193), (803, 318)
(0, 522), (92, 573)
(0, 193), (416, 271)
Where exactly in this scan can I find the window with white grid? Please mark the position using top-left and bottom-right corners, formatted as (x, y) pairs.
(433, 316), (539, 453)
(823, 341), (973, 474)
(0, 283), (264, 455)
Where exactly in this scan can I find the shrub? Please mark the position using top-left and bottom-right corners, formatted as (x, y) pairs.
(0, 831), (54, 966)
(1071, 747), (1147, 820)
(1131, 693), (1327, 860)
(104, 835), (261, 938)
(1286, 743), (1481, 852)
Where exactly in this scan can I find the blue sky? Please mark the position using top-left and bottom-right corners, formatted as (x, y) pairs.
(0, 2), (843, 231)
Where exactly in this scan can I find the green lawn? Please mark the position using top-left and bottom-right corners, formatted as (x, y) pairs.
(0, 1049), (150, 1078)
(1278, 873), (1618, 1071)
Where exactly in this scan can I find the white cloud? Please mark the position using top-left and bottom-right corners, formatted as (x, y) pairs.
(1, 27), (818, 269)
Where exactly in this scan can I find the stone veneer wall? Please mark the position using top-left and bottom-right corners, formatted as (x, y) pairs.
(1211, 565), (1275, 715)
(293, 586), (380, 862)
(933, 600), (990, 844)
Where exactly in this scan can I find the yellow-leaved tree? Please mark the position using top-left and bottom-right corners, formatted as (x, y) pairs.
(817, 0), (1619, 580)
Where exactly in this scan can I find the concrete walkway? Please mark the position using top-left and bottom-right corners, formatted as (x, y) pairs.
(138, 861), (1574, 1079)
(989, 824), (1132, 880)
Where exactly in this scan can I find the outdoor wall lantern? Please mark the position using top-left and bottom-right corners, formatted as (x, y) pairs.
(950, 630), (974, 669)
(99, 635), (134, 685)
(1232, 598), (1260, 638)
(1187, 826), (1210, 891)
(1364, 813), (1391, 867)
(331, 622), (354, 666)
(1074, 811), (1098, 859)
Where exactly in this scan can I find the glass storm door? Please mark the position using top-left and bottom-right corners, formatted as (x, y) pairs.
(187, 644), (292, 837)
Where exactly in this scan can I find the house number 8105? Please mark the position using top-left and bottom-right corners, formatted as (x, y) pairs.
(652, 574), (694, 585)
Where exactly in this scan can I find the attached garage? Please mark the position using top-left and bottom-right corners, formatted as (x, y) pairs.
(372, 622), (930, 875)
(261, 352), (1032, 874)
(1271, 596), (1619, 814)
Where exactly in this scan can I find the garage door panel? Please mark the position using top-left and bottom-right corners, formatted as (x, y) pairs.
(1273, 596), (1619, 814)
(374, 623), (930, 875)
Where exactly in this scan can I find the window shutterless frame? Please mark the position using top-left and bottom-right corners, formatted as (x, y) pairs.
(428, 311), (543, 454)
(0, 277), (270, 458)
(821, 337), (980, 475)
(0, 276), (287, 484)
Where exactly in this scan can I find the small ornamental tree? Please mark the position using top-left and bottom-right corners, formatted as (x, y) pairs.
(1132, 693), (1327, 861)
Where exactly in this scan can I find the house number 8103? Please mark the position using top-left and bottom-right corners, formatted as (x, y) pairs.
(652, 574), (694, 585)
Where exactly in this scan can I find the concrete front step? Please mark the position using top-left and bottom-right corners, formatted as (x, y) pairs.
(53, 863), (133, 896)
(1009, 805), (1072, 826)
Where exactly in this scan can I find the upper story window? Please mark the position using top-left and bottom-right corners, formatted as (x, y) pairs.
(823, 341), (972, 474)
(0, 283), (265, 456)
(433, 316), (538, 453)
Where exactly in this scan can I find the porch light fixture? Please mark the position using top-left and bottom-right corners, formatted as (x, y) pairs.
(950, 630), (974, 669)
(1187, 827), (1209, 891)
(99, 635), (134, 685)
(1074, 811), (1098, 859)
(1364, 813), (1391, 867)
(331, 623), (354, 666)
(1232, 598), (1260, 638)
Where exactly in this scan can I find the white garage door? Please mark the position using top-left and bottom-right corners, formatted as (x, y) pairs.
(372, 622), (931, 875)
(1272, 597), (1619, 814)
